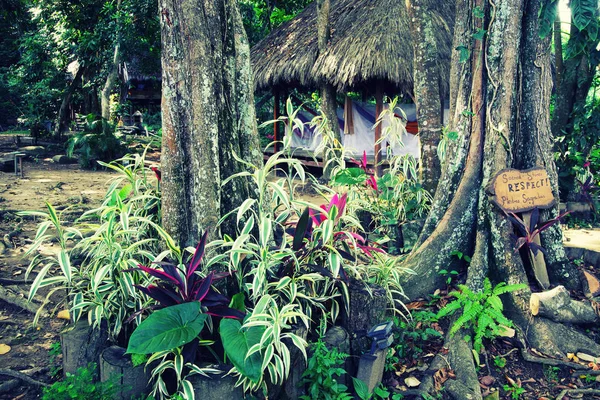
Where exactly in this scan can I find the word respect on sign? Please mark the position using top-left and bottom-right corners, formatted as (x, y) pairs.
(488, 167), (555, 213)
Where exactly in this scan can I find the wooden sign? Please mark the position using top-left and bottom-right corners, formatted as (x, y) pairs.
(488, 167), (555, 213)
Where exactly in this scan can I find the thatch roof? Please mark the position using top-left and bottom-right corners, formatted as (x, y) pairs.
(251, 0), (455, 94)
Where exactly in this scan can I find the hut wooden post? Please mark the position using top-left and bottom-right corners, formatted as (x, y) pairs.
(374, 83), (383, 177)
(273, 90), (280, 153)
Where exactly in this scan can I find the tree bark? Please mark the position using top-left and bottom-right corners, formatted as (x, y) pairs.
(55, 65), (85, 137)
(317, 0), (341, 180)
(160, 0), (262, 247)
(407, 0), (443, 195)
(551, 17), (600, 139)
(402, 0), (600, 397)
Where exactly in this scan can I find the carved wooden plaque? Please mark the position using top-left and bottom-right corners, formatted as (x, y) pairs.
(488, 167), (555, 213)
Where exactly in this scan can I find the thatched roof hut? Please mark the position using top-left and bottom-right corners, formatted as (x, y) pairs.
(251, 0), (455, 95)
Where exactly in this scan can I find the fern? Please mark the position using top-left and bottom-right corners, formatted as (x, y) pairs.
(436, 278), (527, 352)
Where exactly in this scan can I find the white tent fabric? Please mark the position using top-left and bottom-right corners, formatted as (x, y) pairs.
(288, 102), (448, 159)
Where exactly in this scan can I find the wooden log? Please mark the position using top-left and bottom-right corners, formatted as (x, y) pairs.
(61, 320), (108, 378)
(188, 372), (244, 399)
(99, 346), (150, 400)
(530, 286), (598, 324)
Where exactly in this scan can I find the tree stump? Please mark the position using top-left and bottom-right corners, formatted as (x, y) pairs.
(324, 326), (351, 387)
(100, 346), (150, 399)
(530, 286), (599, 324)
(342, 283), (387, 373)
(188, 372), (243, 399)
(61, 319), (108, 378)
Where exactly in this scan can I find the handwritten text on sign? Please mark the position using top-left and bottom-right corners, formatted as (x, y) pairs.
(489, 167), (555, 213)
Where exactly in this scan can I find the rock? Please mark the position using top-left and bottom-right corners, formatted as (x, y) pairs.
(18, 146), (45, 157)
(52, 155), (77, 164)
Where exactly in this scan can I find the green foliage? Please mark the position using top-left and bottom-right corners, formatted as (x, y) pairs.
(42, 363), (117, 400)
(388, 311), (442, 363)
(436, 278), (526, 353)
(503, 381), (525, 400)
(239, 0), (312, 46)
(49, 341), (63, 379)
(66, 115), (126, 169)
(493, 355), (506, 369)
(543, 365), (561, 382)
(300, 330), (352, 400)
(219, 318), (265, 383)
(22, 151), (164, 340)
(127, 302), (208, 355)
(565, 0), (599, 59)
(130, 353), (147, 368)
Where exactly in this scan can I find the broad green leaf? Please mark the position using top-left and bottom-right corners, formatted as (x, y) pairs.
(219, 319), (265, 383)
(126, 302), (206, 354)
(352, 377), (371, 400)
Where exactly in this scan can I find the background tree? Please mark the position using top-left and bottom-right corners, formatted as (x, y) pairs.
(160, 0), (262, 247)
(400, 0), (600, 397)
(407, 0), (444, 194)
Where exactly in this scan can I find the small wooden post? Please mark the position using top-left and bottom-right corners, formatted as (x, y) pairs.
(273, 90), (280, 153)
(374, 83), (383, 177)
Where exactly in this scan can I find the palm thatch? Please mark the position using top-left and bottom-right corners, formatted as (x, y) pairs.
(251, 0), (455, 94)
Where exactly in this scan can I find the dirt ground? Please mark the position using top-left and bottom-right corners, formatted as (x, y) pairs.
(0, 159), (120, 399)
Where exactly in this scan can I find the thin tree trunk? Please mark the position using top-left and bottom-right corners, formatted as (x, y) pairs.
(101, 42), (121, 134)
(55, 65), (85, 137)
(407, 0), (443, 194)
(160, 0), (261, 247)
(317, 0), (341, 180)
(551, 16), (599, 139)
(101, 0), (122, 135)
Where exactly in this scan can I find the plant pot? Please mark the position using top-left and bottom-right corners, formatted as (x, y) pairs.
(61, 319), (108, 378)
(100, 346), (151, 399)
(188, 372), (244, 399)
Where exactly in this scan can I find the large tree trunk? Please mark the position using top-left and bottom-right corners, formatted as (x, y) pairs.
(403, 0), (600, 397)
(160, 0), (262, 247)
(407, 0), (443, 194)
(316, 0), (341, 180)
(55, 65), (85, 137)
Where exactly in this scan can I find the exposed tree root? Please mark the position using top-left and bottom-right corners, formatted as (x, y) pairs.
(555, 388), (600, 400)
(0, 368), (48, 387)
(0, 278), (30, 285)
(0, 286), (44, 315)
(0, 379), (19, 393)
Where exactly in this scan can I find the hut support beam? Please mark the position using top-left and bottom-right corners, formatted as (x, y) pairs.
(273, 90), (280, 153)
(374, 83), (383, 177)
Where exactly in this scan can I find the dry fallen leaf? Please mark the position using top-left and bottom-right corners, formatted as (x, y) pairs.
(57, 310), (70, 320)
(404, 376), (421, 388)
(0, 344), (11, 355)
